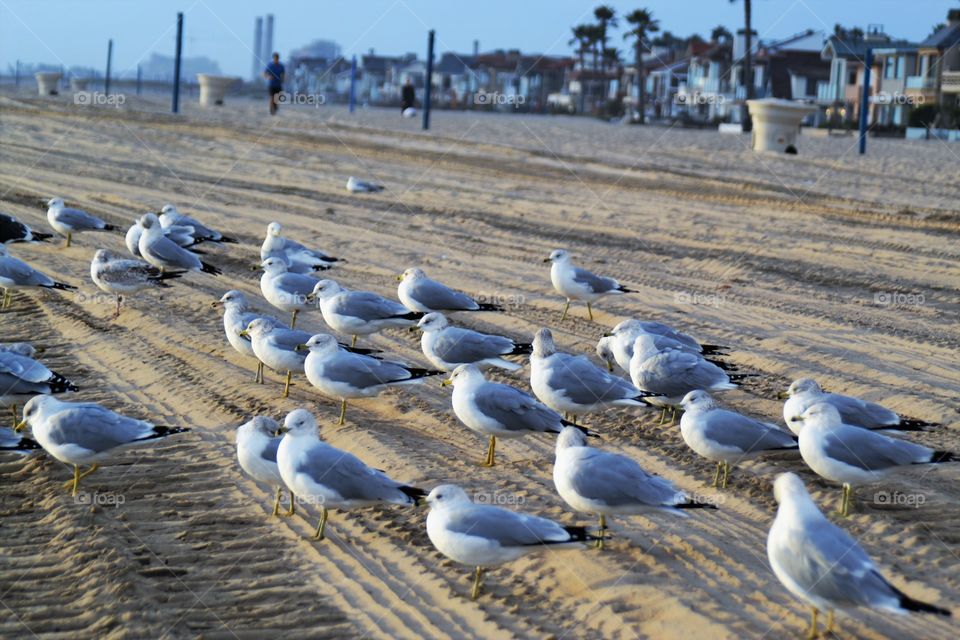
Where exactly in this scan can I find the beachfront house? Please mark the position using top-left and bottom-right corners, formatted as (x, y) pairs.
(909, 9), (960, 127)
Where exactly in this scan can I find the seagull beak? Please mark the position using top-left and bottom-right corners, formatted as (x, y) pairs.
(238, 329), (249, 337)
(395, 275), (403, 282)
(790, 415), (803, 423)
(777, 391), (790, 400)
(602, 332), (613, 337)
(605, 362), (613, 372)
(294, 344), (309, 352)
(14, 419), (27, 433)
(274, 426), (288, 435)
(440, 378), (452, 387)
(249, 264), (262, 272)
(211, 300), (223, 308)
(541, 258), (551, 263)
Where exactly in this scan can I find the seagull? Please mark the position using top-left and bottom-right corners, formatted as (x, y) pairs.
(397, 268), (501, 313)
(0, 212), (52, 244)
(554, 426), (714, 549)
(125, 217), (201, 257)
(544, 249), (632, 321)
(138, 213), (221, 275)
(679, 390), (798, 488)
(781, 377), (939, 436)
(239, 318), (308, 398)
(442, 364), (586, 466)
(212, 290), (286, 383)
(16, 395), (189, 495)
(302, 334), (442, 424)
(261, 222), (338, 274)
(0, 425), (42, 454)
(598, 318), (729, 373)
(530, 328), (658, 423)
(425, 484), (597, 600)
(0, 342), (40, 358)
(417, 312), (530, 372)
(768, 472), (951, 638)
(277, 408), (424, 540)
(157, 204), (237, 244)
(346, 176), (384, 193)
(0, 245), (76, 308)
(236, 415), (294, 516)
(45, 198), (118, 247)
(260, 257), (321, 329)
(90, 250), (183, 317)
(794, 402), (954, 516)
(310, 279), (423, 346)
(1, 347), (78, 427)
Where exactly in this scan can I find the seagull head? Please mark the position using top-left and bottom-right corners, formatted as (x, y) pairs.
(425, 484), (470, 510)
(159, 204), (178, 216)
(17, 395), (62, 432)
(785, 377), (822, 399)
(532, 328), (556, 358)
(283, 408), (320, 436)
(240, 318), (274, 340)
(139, 212), (162, 231)
(611, 318), (644, 336)
(680, 390), (717, 413)
(544, 248), (570, 264)
(92, 249), (113, 264)
(301, 333), (339, 355)
(260, 257), (289, 275)
(595, 336), (616, 372)
(772, 472), (810, 506)
(266, 222), (282, 237)
(442, 363), (483, 388)
(46, 197), (65, 209)
(237, 415), (282, 441)
(417, 312), (448, 333)
(556, 425), (589, 453)
(213, 289), (247, 310)
(398, 267), (426, 282)
(309, 279), (342, 302)
(796, 402), (842, 429)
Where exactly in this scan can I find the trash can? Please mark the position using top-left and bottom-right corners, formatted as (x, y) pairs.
(197, 74), (240, 107)
(35, 72), (63, 96)
(746, 99), (817, 153)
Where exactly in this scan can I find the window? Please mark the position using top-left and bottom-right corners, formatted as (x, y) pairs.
(848, 68), (858, 85)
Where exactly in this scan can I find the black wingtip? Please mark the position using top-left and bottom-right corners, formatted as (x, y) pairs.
(103, 223), (120, 232)
(929, 450), (955, 464)
(560, 525), (601, 543)
(405, 367), (445, 380)
(219, 236), (239, 244)
(32, 231), (54, 242)
(201, 261), (222, 276)
(899, 417), (940, 430)
(727, 373), (757, 381)
(618, 285), (635, 293)
(400, 311), (425, 322)
(890, 580), (952, 616)
(0, 437), (42, 452)
(510, 342), (533, 356)
(399, 485), (427, 503)
(700, 344), (730, 354)
(48, 372), (79, 393)
(44, 282), (77, 292)
(311, 264), (332, 271)
(676, 500), (718, 511)
(142, 425), (191, 441)
(476, 302), (503, 311)
(705, 357), (739, 371)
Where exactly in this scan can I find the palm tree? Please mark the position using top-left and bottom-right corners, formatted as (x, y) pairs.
(711, 26), (733, 44)
(594, 5), (617, 98)
(569, 24), (592, 112)
(730, 0), (753, 131)
(624, 8), (659, 124)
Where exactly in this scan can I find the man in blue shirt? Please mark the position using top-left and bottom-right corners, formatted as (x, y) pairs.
(263, 52), (285, 115)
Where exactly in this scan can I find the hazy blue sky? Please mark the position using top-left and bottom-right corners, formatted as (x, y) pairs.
(1, 0), (953, 77)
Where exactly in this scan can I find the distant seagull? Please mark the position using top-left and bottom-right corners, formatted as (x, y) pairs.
(277, 408), (424, 541)
(679, 390), (797, 488)
(260, 257), (321, 329)
(310, 279), (422, 346)
(397, 268), (501, 313)
(530, 328), (658, 423)
(212, 290), (286, 383)
(157, 203), (237, 244)
(767, 472), (951, 638)
(138, 213), (221, 275)
(544, 249), (632, 321)
(554, 426), (714, 549)
(346, 176), (384, 193)
(236, 415), (294, 516)
(598, 318), (729, 373)
(0, 244), (76, 308)
(302, 334), (442, 424)
(425, 484), (596, 599)
(125, 217), (201, 257)
(417, 312), (530, 372)
(1, 349), (78, 427)
(90, 250), (183, 317)
(261, 222), (338, 274)
(45, 198), (118, 247)
(16, 395), (189, 495)
(793, 402), (954, 516)
(239, 318), (307, 398)
(0, 212), (52, 244)
(781, 377), (938, 436)
(443, 364), (585, 466)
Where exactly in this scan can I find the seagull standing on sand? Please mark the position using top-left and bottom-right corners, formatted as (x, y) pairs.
(90, 250), (183, 318)
(417, 313), (530, 372)
(277, 408), (424, 541)
(261, 222), (338, 273)
(442, 364), (584, 466)
(793, 402), (954, 516)
(310, 279), (423, 346)
(138, 213), (221, 276)
(767, 472), (951, 638)
(425, 484), (597, 600)
(0, 245), (76, 308)
(397, 268), (501, 313)
(212, 290), (286, 383)
(0, 212), (52, 244)
(553, 426), (714, 549)
(302, 334), (442, 424)
(1, 349), (78, 427)
(157, 204), (237, 244)
(15, 395), (189, 495)
(236, 415), (294, 516)
(781, 377), (938, 436)
(544, 249), (632, 321)
(530, 328), (658, 423)
(260, 257), (321, 329)
(679, 390), (798, 488)
(239, 318), (308, 398)
(346, 176), (384, 193)
(45, 198), (118, 247)
(126, 217), (200, 257)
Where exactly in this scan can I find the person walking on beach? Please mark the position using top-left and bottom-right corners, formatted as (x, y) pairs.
(263, 52), (285, 115)
(401, 77), (415, 114)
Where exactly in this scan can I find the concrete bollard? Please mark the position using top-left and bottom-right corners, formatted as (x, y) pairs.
(35, 72), (63, 96)
(746, 99), (817, 153)
(197, 74), (241, 107)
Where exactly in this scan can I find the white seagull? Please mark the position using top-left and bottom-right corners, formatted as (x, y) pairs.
(236, 415), (294, 516)
(397, 268), (501, 313)
(417, 312), (530, 372)
(45, 198), (118, 247)
(544, 249), (632, 321)
(138, 213), (221, 275)
(260, 256), (321, 329)
(310, 279), (423, 347)
(0, 245), (76, 308)
(261, 222), (338, 274)
(212, 290), (286, 383)
(90, 249), (183, 317)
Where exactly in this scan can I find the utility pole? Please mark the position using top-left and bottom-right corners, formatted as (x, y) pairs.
(104, 39), (113, 94)
(858, 48), (873, 155)
(136, 64), (142, 95)
(349, 55), (357, 113)
(172, 12), (184, 113)
(422, 30), (435, 130)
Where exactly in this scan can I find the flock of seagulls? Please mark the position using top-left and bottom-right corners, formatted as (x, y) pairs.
(0, 197), (954, 636)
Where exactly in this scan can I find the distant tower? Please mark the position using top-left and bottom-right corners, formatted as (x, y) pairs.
(252, 17), (263, 81)
(473, 40), (479, 57)
(263, 14), (275, 63)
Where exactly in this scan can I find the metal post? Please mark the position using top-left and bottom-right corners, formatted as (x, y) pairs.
(858, 48), (873, 155)
(105, 39), (113, 94)
(422, 29), (435, 130)
(172, 12), (183, 113)
(14, 60), (19, 87)
(348, 55), (357, 113)
(136, 64), (142, 95)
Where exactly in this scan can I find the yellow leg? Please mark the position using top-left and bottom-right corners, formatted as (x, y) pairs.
(597, 513), (606, 550)
(286, 492), (296, 516)
(2, 288), (10, 309)
(290, 309), (298, 329)
(712, 461), (722, 488)
(839, 483), (851, 517)
(313, 506), (328, 540)
(721, 461), (730, 489)
(559, 300), (570, 321)
(351, 335), (357, 348)
(570, 415), (577, 426)
(64, 463), (100, 495)
(471, 566), (484, 600)
(272, 487), (282, 516)
(282, 371), (292, 398)
(826, 610), (834, 634)
(338, 399), (347, 425)
(482, 436), (496, 467)
(807, 607), (819, 640)
(658, 407), (667, 425)
(255, 361), (264, 384)
(586, 302), (593, 320)
(65, 232), (72, 248)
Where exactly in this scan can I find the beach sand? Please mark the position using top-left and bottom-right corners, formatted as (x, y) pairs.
(0, 92), (957, 639)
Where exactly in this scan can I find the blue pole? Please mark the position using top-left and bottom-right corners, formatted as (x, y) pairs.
(422, 29), (435, 130)
(136, 64), (142, 95)
(105, 39), (113, 94)
(172, 12), (183, 113)
(858, 48), (873, 155)
(349, 55), (357, 113)
(14, 60), (19, 87)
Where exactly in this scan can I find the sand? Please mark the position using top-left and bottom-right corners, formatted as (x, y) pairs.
(0, 91), (957, 639)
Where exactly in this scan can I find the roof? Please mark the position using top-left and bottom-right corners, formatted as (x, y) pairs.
(823, 35), (918, 61)
(921, 23), (960, 49)
(435, 53), (475, 74)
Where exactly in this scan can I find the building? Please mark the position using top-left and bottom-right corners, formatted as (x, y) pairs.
(910, 9), (960, 125)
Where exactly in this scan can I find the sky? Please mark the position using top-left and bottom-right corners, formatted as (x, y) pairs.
(1, 0), (954, 78)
